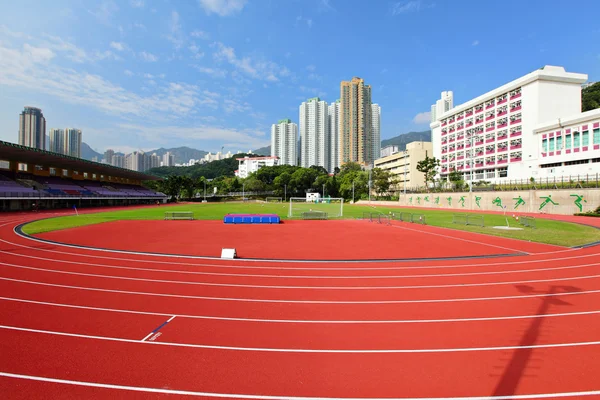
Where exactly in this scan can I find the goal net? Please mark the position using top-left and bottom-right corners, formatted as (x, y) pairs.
(265, 197), (283, 203)
(288, 197), (344, 218)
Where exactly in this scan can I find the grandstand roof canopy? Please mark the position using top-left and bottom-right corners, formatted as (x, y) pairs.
(0, 140), (161, 181)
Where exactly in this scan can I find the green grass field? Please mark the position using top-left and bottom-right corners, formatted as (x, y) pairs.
(21, 202), (600, 247)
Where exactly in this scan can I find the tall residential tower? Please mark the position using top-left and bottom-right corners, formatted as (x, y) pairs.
(328, 100), (341, 172)
(340, 77), (374, 166)
(271, 119), (298, 166)
(299, 97), (329, 169)
(18, 106), (46, 150)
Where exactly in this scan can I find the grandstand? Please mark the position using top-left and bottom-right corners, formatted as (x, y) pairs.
(0, 140), (165, 211)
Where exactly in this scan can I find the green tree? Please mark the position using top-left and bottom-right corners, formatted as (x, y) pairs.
(416, 155), (441, 190)
(582, 82), (600, 112)
(372, 168), (394, 197)
(448, 169), (464, 190)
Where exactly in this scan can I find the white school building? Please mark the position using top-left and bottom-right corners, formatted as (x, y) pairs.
(235, 156), (279, 179)
(430, 65), (600, 184)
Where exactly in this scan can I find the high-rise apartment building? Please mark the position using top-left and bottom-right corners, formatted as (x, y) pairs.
(112, 154), (125, 168)
(162, 152), (175, 167)
(64, 128), (82, 158)
(104, 149), (115, 165)
(271, 119), (298, 166)
(340, 77), (374, 166)
(18, 106), (46, 150)
(430, 91), (454, 123)
(150, 153), (160, 169)
(328, 100), (341, 172)
(299, 97), (329, 169)
(371, 104), (381, 163)
(49, 129), (65, 154)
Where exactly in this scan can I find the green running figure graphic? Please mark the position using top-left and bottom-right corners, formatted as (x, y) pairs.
(459, 196), (466, 207)
(424, 196), (430, 202)
(434, 196), (440, 205)
(492, 197), (503, 208)
(416, 196), (421, 205)
(447, 196), (452, 206)
(475, 196), (482, 208)
(513, 195), (526, 210)
(570, 194), (587, 212)
(409, 197), (413, 204)
(539, 195), (558, 211)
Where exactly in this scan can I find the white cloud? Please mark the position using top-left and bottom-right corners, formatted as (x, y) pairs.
(133, 22), (147, 30)
(124, 69), (134, 76)
(139, 51), (158, 62)
(130, 0), (144, 8)
(167, 11), (184, 49)
(110, 41), (127, 51)
(413, 111), (431, 124)
(391, 0), (426, 15)
(22, 44), (55, 63)
(472, 40), (480, 46)
(190, 30), (210, 40)
(193, 65), (227, 78)
(198, 0), (247, 16)
(189, 42), (204, 58)
(306, 64), (316, 71)
(223, 98), (251, 113)
(212, 41), (289, 82)
(42, 34), (90, 63)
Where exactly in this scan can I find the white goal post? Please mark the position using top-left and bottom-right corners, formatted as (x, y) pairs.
(265, 197), (283, 202)
(288, 197), (344, 218)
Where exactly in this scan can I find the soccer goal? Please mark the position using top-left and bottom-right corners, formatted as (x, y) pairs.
(288, 197), (344, 218)
(265, 197), (283, 203)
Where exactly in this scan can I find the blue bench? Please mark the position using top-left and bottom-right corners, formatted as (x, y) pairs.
(223, 214), (280, 224)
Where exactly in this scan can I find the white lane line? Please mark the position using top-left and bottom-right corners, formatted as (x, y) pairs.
(4, 276), (599, 304)
(3, 232), (599, 271)
(1, 372), (600, 400)
(391, 223), (529, 254)
(1, 295), (599, 324)
(2, 249), (599, 280)
(140, 332), (155, 342)
(3, 324), (600, 353)
(4, 261), (600, 290)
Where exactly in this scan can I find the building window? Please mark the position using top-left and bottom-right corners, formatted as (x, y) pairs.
(557, 135), (562, 150)
(594, 128), (600, 144)
(549, 137), (555, 151)
(542, 139), (548, 152)
(574, 131), (580, 147)
(582, 130), (589, 146)
(565, 134), (571, 149)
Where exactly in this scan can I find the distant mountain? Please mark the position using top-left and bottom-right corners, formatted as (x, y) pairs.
(252, 145), (271, 156)
(380, 130), (431, 151)
(81, 142), (103, 161)
(147, 147), (208, 164)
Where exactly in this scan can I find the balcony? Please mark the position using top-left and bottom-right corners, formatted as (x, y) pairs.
(510, 93), (522, 100)
(497, 110), (507, 117)
(510, 106), (522, 113)
(498, 159), (508, 164)
(486, 115), (495, 121)
(510, 144), (522, 150)
(486, 150), (495, 154)
(457, 135), (464, 140)
(497, 123), (508, 129)
(442, 131), (447, 136)
(510, 119), (522, 125)
(510, 131), (522, 137)
(465, 111), (473, 117)
(583, 146), (589, 151)
(475, 162), (484, 168)
(441, 121), (447, 126)
(449, 138), (455, 143)
(457, 166), (464, 170)
(497, 98), (507, 105)
(457, 156), (464, 160)
(457, 125), (464, 131)
(475, 108), (483, 114)
(485, 127), (495, 132)
(457, 115), (463, 120)
(511, 157), (522, 162)
(466, 122), (473, 127)
(442, 150), (447, 154)
(486, 161), (495, 165)
(485, 138), (495, 143)
(497, 147), (508, 153)
(497, 135), (508, 140)
(485, 103), (495, 109)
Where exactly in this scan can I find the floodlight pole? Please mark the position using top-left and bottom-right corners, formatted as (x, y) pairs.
(368, 168), (372, 203)
(352, 181), (355, 203)
(284, 184), (287, 202)
(323, 184), (325, 198)
(203, 179), (206, 201)
(469, 134), (475, 192)
(242, 183), (245, 201)
(403, 150), (407, 195)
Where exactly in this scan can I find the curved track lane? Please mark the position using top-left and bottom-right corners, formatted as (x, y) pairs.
(1, 211), (600, 399)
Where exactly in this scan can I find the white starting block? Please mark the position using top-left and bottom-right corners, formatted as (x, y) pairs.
(221, 248), (237, 259)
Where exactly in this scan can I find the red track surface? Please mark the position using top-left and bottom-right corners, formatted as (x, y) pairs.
(1, 207), (600, 399)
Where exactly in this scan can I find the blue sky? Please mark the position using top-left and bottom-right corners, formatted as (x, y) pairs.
(1, 0), (599, 155)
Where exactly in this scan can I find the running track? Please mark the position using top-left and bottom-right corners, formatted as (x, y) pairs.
(1, 208), (600, 399)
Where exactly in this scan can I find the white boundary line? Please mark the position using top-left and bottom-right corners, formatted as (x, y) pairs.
(2, 249), (600, 280)
(2, 228), (599, 271)
(3, 296), (600, 324)
(1, 372), (600, 399)
(4, 261), (600, 290)
(3, 324), (600, 353)
(4, 276), (599, 304)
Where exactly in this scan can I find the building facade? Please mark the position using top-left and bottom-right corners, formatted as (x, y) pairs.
(162, 152), (175, 167)
(381, 145), (399, 158)
(299, 97), (329, 169)
(430, 65), (588, 184)
(340, 77), (373, 166)
(104, 149), (115, 165)
(374, 141), (433, 192)
(64, 128), (82, 158)
(371, 103), (381, 163)
(49, 129), (65, 154)
(235, 156), (279, 179)
(328, 100), (341, 172)
(18, 106), (46, 150)
(271, 119), (298, 166)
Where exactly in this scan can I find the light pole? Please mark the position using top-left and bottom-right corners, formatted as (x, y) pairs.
(368, 168), (372, 203)
(352, 181), (355, 203)
(323, 183), (326, 198)
(203, 179), (206, 201)
(284, 184), (287, 202)
(403, 150), (408, 195)
(242, 183), (245, 201)
(469, 134), (475, 192)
